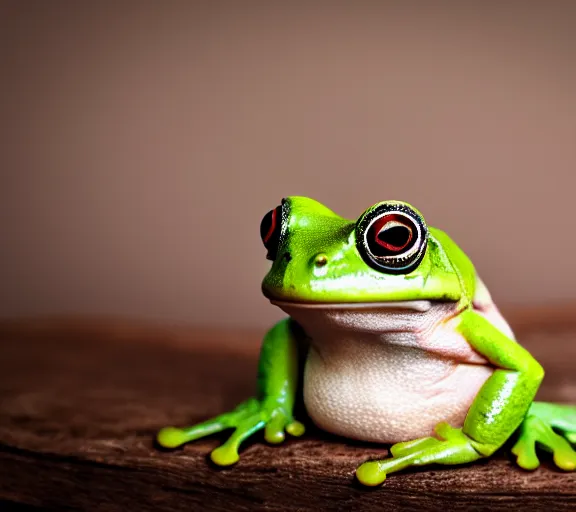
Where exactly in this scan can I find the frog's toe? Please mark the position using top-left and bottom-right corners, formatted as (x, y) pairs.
(356, 460), (387, 486)
(554, 448), (576, 471)
(210, 444), (240, 466)
(210, 415), (266, 466)
(511, 437), (540, 470)
(513, 415), (576, 471)
(390, 437), (439, 458)
(390, 424), (465, 458)
(285, 420), (306, 437)
(157, 427), (190, 448)
(549, 432), (576, 471)
(264, 414), (287, 444)
(263, 411), (306, 443)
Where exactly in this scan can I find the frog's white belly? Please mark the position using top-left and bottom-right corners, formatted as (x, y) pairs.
(304, 343), (492, 442)
(276, 301), (495, 443)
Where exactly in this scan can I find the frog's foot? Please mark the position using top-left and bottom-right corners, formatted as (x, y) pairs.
(156, 398), (305, 466)
(511, 414), (576, 471)
(356, 423), (483, 487)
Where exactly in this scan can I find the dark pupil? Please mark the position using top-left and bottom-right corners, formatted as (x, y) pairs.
(377, 226), (410, 250)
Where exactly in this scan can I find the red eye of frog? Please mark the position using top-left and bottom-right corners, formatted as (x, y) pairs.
(260, 205), (283, 260)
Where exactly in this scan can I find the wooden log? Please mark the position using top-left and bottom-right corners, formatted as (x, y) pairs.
(0, 311), (575, 511)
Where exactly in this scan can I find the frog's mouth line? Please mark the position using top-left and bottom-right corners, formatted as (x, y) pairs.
(269, 299), (434, 312)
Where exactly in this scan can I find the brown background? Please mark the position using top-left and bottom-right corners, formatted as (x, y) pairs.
(1, 1), (576, 329)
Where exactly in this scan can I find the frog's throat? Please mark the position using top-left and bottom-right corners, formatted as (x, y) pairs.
(269, 299), (433, 312)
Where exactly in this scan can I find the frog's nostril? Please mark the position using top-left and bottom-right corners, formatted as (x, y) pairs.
(283, 252), (292, 262)
(314, 254), (328, 267)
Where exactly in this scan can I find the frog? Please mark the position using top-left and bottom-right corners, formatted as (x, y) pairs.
(156, 196), (576, 485)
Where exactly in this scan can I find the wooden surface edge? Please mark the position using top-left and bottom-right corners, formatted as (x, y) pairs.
(1, 304), (576, 511)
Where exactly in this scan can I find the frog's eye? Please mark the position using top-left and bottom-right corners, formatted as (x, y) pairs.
(356, 202), (428, 274)
(260, 203), (283, 260)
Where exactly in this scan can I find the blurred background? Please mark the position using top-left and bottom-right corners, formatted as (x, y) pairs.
(1, 1), (575, 329)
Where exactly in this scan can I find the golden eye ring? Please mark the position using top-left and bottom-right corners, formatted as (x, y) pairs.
(314, 254), (328, 267)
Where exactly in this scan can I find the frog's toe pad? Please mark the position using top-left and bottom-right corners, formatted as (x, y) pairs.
(286, 420), (306, 437)
(356, 461), (387, 486)
(210, 445), (240, 466)
(553, 445), (576, 471)
(157, 427), (188, 448)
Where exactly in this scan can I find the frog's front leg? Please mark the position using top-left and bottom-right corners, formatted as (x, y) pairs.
(356, 309), (545, 486)
(157, 318), (306, 465)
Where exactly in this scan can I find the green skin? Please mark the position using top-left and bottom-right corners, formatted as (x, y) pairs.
(157, 197), (576, 485)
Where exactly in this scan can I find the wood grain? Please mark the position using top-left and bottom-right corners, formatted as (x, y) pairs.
(0, 312), (575, 511)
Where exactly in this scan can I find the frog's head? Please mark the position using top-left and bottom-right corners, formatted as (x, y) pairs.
(261, 196), (471, 305)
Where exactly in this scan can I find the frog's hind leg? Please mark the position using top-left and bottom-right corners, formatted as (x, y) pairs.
(511, 401), (576, 471)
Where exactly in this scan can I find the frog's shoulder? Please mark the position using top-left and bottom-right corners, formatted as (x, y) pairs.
(472, 276), (516, 340)
(429, 227), (516, 340)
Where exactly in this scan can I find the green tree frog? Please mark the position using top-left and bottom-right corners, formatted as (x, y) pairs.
(157, 197), (576, 485)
